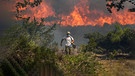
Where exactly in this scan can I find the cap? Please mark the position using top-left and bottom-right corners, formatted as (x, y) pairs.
(67, 31), (71, 35)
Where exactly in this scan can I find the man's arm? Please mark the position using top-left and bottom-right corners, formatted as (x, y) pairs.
(71, 36), (74, 43)
(60, 39), (64, 46)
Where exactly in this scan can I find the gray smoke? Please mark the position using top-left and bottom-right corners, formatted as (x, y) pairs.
(0, 0), (15, 36)
(45, 0), (109, 16)
(53, 24), (135, 47)
(45, 0), (79, 15)
(0, 0), (135, 42)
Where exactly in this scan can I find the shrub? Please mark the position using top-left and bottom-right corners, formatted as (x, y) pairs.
(56, 52), (102, 76)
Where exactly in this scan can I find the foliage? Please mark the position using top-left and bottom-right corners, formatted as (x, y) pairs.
(0, 46), (58, 76)
(83, 32), (103, 52)
(56, 53), (101, 76)
(84, 23), (135, 57)
(16, 0), (42, 19)
(84, 37), (97, 52)
(0, 0), (57, 74)
(106, 0), (135, 13)
(1, 18), (55, 51)
(109, 24), (124, 43)
(0, 18), (57, 75)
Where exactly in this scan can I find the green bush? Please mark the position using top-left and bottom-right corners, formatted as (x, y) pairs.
(0, 18), (56, 75)
(56, 52), (102, 76)
(84, 23), (135, 58)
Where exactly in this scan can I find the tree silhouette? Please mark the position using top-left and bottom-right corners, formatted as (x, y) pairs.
(106, 0), (135, 13)
(15, 0), (42, 19)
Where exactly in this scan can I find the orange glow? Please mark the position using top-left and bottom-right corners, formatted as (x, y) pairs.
(13, 0), (135, 26)
(15, 0), (54, 21)
(60, 0), (90, 26)
(59, 0), (135, 26)
(30, 2), (55, 19)
(29, 0), (34, 2)
(60, 0), (115, 26)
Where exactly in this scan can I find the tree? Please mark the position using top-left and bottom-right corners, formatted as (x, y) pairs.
(121, 28), (135, 54)
(0, 0), (59, 76)
(109, 23), (124, 43)
(16, 0), (42, 19)
(0, 17), (57, 76)
(2, 18), (56, 51)
(106, 0), (135, 13)
(83, 32), (104, 52)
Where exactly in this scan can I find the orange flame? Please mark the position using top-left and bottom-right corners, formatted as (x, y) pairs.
(12, 0), (135, 26)
(28, 2), (55, 19)
(60, 0), (135, 26)
(60, 0), (90, 26)
(14, 0), (54, 20)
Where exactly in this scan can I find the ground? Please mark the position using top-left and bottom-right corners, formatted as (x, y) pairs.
(57, 49), (135, 76)
(99, 58), (135, 76)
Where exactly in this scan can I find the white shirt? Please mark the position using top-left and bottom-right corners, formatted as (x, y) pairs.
(63, 35), (74, 46)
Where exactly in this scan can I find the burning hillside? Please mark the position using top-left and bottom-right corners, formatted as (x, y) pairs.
(5, 0), (135, 26)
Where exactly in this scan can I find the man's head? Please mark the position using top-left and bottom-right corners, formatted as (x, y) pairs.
(67, 31), (71, 36)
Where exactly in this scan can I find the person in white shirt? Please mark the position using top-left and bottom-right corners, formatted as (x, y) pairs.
(60, 31), (74, 54)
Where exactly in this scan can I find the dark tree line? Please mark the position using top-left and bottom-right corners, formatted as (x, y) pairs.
(84, 23), (135, 58)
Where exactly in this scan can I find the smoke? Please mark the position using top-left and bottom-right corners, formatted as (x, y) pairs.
(0, 0), (15, 36)
(45, 0), (110, 15)
(0, 0), (135, 41)
(54, 24), (101, 46)
(45, 0), (79, 15)
(1, 0), (135, 26)
(54, 24), (135, 46)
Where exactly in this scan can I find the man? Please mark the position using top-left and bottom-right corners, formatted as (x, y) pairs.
(60, 31), (74, 54)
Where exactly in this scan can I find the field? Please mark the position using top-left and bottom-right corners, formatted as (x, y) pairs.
(99, 59), (135, 76)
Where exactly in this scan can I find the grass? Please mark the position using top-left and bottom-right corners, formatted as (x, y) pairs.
(99, 59), (135, 76)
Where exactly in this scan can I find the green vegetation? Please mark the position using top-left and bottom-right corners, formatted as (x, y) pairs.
(56, 53), (102, 76)
(0, 17), (102, 76)
(1, 20), (135, 76)
(0, 0), (134, 76)
(0, 17), (135, 76)
(83, 23), (135, 58)
(0, 18), (58, 76)
(81, 23), (135, 76)
(0, 0), (135, 76)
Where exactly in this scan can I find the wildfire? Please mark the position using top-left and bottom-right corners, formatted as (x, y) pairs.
(59, 0), (135, 26)
(29, 2), (55, 19)
(13, 0), (135, 26)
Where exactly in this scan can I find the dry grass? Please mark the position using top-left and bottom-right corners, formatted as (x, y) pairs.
(99, 59), (135, 76)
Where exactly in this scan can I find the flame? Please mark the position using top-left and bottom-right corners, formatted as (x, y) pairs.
(111, 9), (135, 25)
(60, 0), (135, 26)
(30, 2), (55, 19)
(59, 0), (105, 26)
(10, 0), (135, 26)
(14, 0), (54, 20)
(60, 0), (90, 26)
